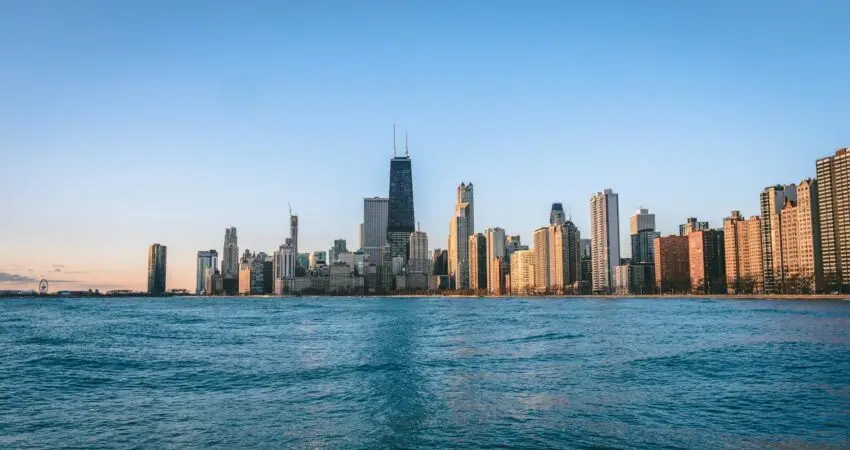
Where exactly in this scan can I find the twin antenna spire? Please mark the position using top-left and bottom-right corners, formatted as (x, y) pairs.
(392, 124), (409, 157)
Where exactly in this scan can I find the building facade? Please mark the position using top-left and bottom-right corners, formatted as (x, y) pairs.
(449, 202), (471, 289)
(432, 249), (448, 276)
(147, 243), (167, 295)
(815, 149), (850, 292)
(468, 233), (487, 290)
(777, 179), (822, 292)
(510, 250), (535, 295)
(222, 227), (239, 295)
(196, 249), (218, 295)
(679, 217), (709, 236)
(550, 202), (566, 226)
(723, 211), (764, 293)
(408, 231), (429, 274)
(239, 252), (253, 295)
(630, 208), (655, 235)
(654, 235), (690, 293)
(387, 146), (415, 260)
(485, 227), (506, 294)
(590, 189), (620, 293)
(760, 184), (797, 293)
(363, 197), (389, 264)
(688, 229), (726, 294)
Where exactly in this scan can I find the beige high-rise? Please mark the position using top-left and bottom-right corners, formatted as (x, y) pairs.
(777, 179), (822, 292)
(448, 202), (471, 289)
(723, 211), (764, 293)
(510, 250), (535, 295)
(590, 189), (620, 292)
(485, 227), (506, 294)
(816, 149), (850, 291)
(533, 227), (550, 292)
(760, 184), (797, 292)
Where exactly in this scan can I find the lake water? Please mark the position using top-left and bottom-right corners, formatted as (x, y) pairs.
(2, 297), (849, 448)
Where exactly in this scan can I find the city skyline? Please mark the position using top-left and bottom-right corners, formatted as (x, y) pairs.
(2, 1), (849, 291)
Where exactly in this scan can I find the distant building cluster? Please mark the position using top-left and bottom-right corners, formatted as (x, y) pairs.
(145, 143), (850, 296)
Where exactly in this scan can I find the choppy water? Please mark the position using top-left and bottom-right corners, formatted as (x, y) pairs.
(1, 297), (849, 449)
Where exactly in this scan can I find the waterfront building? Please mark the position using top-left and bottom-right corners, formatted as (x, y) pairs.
(251, 252), (268, 295)
(468, 233), (487, 290)
(449, 203), (471, 289)
(504, 235), (529, 263)
(296, 253), (309, 275)
(580, 238), (592, 290)
(238, 251), (253, 295)
(147, 243), (167, 295)
(777, 179), (822, 292)
(548, 222), (581, 292)
(263, 256), (274, 294)
(550, 202), (566, 226)
(688, 229), (726, 294)
(723, 211), (764, 293)
(761, 184), (797, 293)
(273, 242), (297, 286)
(485, 227), (506, 294)
(222, 227), (239, 295)
(386, 131), (415, 261)
(816, 149), (850, 292)
(614, 265), (632, 295)
(362, 197), (389, 264)
(196, 249), (218, 295)
(310, 251), (328, 269)
(432, 249), (448, 276)
(679, 217), (709, 236)
(510, 249), (535, 295)
(654, 235), (690, 293)
(533, 226), (550, 292)
(204, 267), (223, 295)
(590, 189), (620, 293)
(408, 230), (429, 274)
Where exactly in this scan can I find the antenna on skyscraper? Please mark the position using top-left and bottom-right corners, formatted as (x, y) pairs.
(405, 129), (409, 157)
(393, 124), (397, 157)
(288, 203), (292, 216)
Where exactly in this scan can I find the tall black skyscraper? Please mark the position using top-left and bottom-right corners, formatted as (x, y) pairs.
(387, 129), (415, 260)
(550, 202), (566, 226)
(147, 243), (167, 295)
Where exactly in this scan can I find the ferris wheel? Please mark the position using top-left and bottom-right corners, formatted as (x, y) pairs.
(38, 279), (49, 295)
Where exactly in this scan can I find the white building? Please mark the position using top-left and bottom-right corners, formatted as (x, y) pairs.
(510, 249), (536, 295)
(449, 203), (471, 289)
(273, 243), (297, 283)
(590, 189), (621, 292)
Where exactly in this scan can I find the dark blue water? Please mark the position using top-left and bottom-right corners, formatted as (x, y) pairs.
(2, 297), (849, 449)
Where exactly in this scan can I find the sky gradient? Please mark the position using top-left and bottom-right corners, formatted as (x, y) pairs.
(2, 0), (849, 291)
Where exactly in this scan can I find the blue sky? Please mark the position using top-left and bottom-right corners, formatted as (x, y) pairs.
(1, 0), (848, 291)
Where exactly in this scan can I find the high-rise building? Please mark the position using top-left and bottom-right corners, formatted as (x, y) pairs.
(777, 179), (822, 292)
(580, 238), (592, 288)
(688, 229), (726, 294)
(630, 208), (656, 235)
(239, 250), (254, 295)
(448, 183), (474, 289)
(654, 235), (690, 293)
(222, 227), (239, 295)
(290, 214), (299, 255)
(815, 149), (850, 292)
(363, 197), (389, 264)
(329, 238), (348, 265)
(204, 267), (223, 295)
(760, 184), (798, 293)
(549, 221), (581, 290)
(485, 227), (506, 294)
(504, 235), (528, 263)
(550, 202), (566, 226)
(147, 243), (167, 295)
(509, 250), (535, 295)
(533, 226), (550, 292)
(590, 189), (620, 293)
(468, 233), (487, 290)
(408, 231), (429, 274)
(310, 251), (328, 269)
(196, 249), (218, 295)
(273, 242), (297, 293)
(251, 252), (268, 295)
(679, 218), (709, 236)
(723, 211), (764, 293)
(432, 249), (448, 276)
(386, 131), (415, 261)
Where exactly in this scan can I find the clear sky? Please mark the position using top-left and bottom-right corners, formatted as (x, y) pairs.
(1, 0), (848, 291)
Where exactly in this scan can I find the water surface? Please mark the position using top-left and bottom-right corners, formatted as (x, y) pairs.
(2, 297), (849, 448)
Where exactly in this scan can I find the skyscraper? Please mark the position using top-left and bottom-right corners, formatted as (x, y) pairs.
(363, 197), (389, 263)
(290, 214), (299, 255)
(549, 222), (581, 292)
(448, 184), (473, 289)
(485, 227), (506, 294)
(273, 242), (297, 293)
(504, 235), (528, 263)
(222, 227), (239, 295)
(760, 184), (797, 293)
(630, 208), (656, 235)
(468, 233), (487, 290)
(550, 202), (566, 226)
(723, 211), (764, 293)
(386, 130), (415, 261)
(777, 179), (822, 292)
(196, 249), (218, 295)
(238, 250), (254, 295)
(533, 226), (550, 292)
(688, 229), (726, 294)
(432, 249), (448, 276)
(147, 243), (167, 295)
(408, 230), (429, 274)
(679, 217), (709, 236)
(590, 189), (620, 293)
(580, 238), (592, 288)
(816, 149), (850, 292)
(329, 238), (348, 265)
